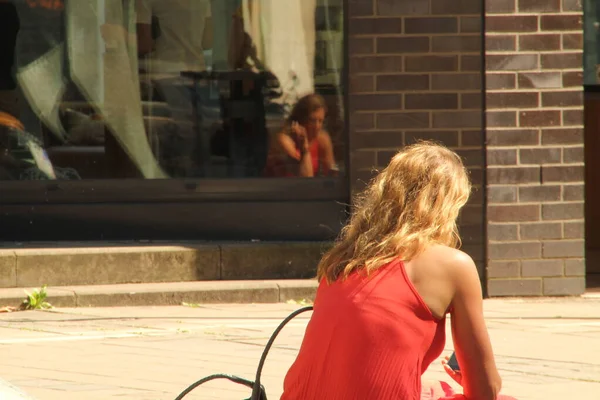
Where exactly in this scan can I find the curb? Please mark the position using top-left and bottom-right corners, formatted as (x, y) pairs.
(0, 280), (318, 308)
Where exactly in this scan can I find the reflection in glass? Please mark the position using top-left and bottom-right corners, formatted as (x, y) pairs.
(4, 0), (345, 180)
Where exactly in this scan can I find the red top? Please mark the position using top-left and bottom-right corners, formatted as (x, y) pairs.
(264, 139), (320, 177)
(281, 259), (447, 400)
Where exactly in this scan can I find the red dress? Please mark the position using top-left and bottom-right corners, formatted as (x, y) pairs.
(281, 259), (516, 400)
(281, 259), (447, 400)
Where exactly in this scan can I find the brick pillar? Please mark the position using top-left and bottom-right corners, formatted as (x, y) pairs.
(347, 0), (486, 278)
(485, 0), (585, 296)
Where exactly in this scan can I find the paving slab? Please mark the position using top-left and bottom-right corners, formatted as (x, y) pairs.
(0, 299), (598, 400)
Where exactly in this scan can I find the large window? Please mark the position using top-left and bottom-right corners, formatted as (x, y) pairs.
(585, 0), (600, 85)
(1, 0), (346, 181)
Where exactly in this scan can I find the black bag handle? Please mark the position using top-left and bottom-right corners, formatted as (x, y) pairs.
(173, 305), (314, 400)
(250, 305), (314, 400)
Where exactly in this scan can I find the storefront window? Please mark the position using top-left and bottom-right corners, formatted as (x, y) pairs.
(585, 0), (600, 85)
(1, 0), (345, 181)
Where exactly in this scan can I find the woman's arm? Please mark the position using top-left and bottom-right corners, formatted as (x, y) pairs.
(276, 132), (314, 177)
(450, 253), (502, 400)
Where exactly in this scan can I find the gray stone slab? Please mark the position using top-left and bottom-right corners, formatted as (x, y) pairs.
(0, 251), (16, 288)
(14, 245), (220, 287)
(220, 242), (330, 280)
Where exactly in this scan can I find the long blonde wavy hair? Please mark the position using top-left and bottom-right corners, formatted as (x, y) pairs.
(317, 141), (472, 283)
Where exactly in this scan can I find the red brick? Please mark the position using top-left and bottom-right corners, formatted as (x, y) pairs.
(487, 54), (538, 71)
(519, 110), (561, 127)
(461, 55), (482, 72)
(518, 72), (562, 89)
(486, 15), (538, 33)
(542, 203), (584, 220)
(350, 75), (375, 93)
(563, 146), (584, 163)
(432, 73), (481, 90)
(460, 17), (481, 33)
(487, 129), (539, 145)
(350, 56), (404, 73)
(377, 37), (430, 54)
(519, 34), (561, 51)
(351, 94), (402, 111)
(350, 113), (375, 130)
(404, 17), (458, 34)
(541, 91), (583, 108)
(376, 112), (429, 129)
(520, 222), (562, 240)
(518, 0), (560, 12)
(563, 33), (583, 50)
(541, 128), (583, 145)
(488, 149), (517, 165)
(489, 242), (542, 259)
(563, 109), (583, 126)
(376, 74), (429, 92)
(540, 15), (583, 31)
(461, 130), (484, 147)
(487, 73), (516, 90)
(460, 93), (482, 109)
(487, 111), (518, 127)
(487, 261), (520, 279)
(488, 167), (540, 184)
(564, 221), (584, 239)
(405, 131), (459, 147)
(349, 38), (374, 55)
(432, 0), (482, 14)
(432, 111), (481, 128)
(519, 185), (561, 202)
(563, 184), (584, 201)
(405, 56), (458, 72)
(488, 224), (519, 241)
(349, 17), (402, 35)
(349, 0), (374, 16)
(488, 186), (517, 203)
(376, 0), (428, 15)
(541, 53), (582, 69)
(432, 35), (481, 53)
(486, 0), (516, 13)
(405, 93), (458, 110)
(542, 240), (584, 258)
(488, 278), (542, 297)
(562, 0), (583, 12)
(352, 131), (403, 150)
(519, 148), (561, 164)
(522, 260), (563, 277)
(562, 71), (583, 87)
(487, 92), (539, 109)
(352, 150), (377, 170)
(541, 166), (584, 183)
(456, 148), (485, 167)
(488, 204), (540, 222)
(486, 35), (517, 52)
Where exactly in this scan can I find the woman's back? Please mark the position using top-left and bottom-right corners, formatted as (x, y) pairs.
(281, 258), (447, 400)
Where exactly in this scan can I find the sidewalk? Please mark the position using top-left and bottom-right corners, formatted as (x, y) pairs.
(0, 298), (598, 400)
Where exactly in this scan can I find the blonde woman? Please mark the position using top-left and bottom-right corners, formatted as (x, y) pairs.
(281, 142), (516, 400)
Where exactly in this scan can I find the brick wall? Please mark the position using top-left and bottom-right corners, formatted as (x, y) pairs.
(347, 0), (487, 279)
(485, 0), (586, 296)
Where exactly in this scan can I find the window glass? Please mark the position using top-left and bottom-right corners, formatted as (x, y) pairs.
(0, 0), (345, 180)
(584, 0), (600, 85)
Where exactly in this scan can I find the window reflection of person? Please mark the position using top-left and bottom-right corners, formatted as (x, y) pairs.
(0, 0), (20, 119)
(135, 0), (213, 176)
(265, 94), (337, 178)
